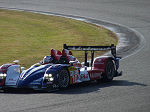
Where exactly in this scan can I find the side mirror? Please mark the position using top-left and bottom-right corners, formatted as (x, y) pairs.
(69, 61), (78, 66)
(69, 61), (82, 68)
(21, 67), (25, 72)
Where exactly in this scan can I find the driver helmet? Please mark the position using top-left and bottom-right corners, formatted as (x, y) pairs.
(43, 56), (53, 64)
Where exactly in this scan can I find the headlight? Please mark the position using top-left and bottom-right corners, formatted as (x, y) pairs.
(48, 74), (52, 77)
(49, 77), (54, 81)
(0, 73), (6, 79)
(44, 74), (49, 78)
(44, 74), (54, 82)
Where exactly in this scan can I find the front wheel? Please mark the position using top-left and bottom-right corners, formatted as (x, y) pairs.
(58, 69), (70, 89)
(102, 60), (115, 82)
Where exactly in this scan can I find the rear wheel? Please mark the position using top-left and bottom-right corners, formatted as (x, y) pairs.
(102, 60), (115, 82)
(58, 69), (70, 89)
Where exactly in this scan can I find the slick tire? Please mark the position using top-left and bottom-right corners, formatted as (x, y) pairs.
(58, 69), (70, 89)
(102, 60), (115, 82)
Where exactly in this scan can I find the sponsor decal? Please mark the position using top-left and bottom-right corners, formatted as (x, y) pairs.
(69, 67), (90, 84)
(80, 73), (89, 80)
(94, 58), (104, 64)
(90, 72), (102, 79)
(8, 78), (17, 81)
(52, 84), (59, 88)
(32, 86), (38, 89)
(68, 66), (77, 71)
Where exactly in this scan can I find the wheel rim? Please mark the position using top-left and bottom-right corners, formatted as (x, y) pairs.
(58, 70), (69, 88)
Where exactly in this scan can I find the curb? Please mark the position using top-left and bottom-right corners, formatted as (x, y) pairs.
(0, 7), (146, 59)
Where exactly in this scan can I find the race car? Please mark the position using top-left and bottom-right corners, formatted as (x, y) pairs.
(0, 44), (122, 91)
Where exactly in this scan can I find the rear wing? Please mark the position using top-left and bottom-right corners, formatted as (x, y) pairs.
(64, 44), (117, 66)
(64, 44), (116, 57)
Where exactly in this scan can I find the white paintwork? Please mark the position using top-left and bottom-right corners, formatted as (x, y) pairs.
(5, 65), (20, 86)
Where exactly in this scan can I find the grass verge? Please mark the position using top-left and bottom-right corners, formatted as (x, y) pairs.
(0, 9), (118, 67)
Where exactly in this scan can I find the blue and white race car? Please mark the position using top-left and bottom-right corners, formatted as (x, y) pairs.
(0, 44), (122, 92)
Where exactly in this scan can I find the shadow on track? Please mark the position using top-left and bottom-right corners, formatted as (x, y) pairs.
(55, 80), (147, 94)
(0, 80), (147, 94)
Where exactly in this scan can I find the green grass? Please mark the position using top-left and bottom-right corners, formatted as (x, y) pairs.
(0, 9), (118, 67)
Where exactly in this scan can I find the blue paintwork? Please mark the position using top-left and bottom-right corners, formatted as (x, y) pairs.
(16, 63), (69, 90)
(42, 64), (68, 85)
(17, 64), (51, 88)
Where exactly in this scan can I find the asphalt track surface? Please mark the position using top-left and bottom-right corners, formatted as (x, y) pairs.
(0, 0), (150, 112)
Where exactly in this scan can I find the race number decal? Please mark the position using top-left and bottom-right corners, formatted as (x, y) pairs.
(68, 66), (79, 84)
(68, 67), (90, 84)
